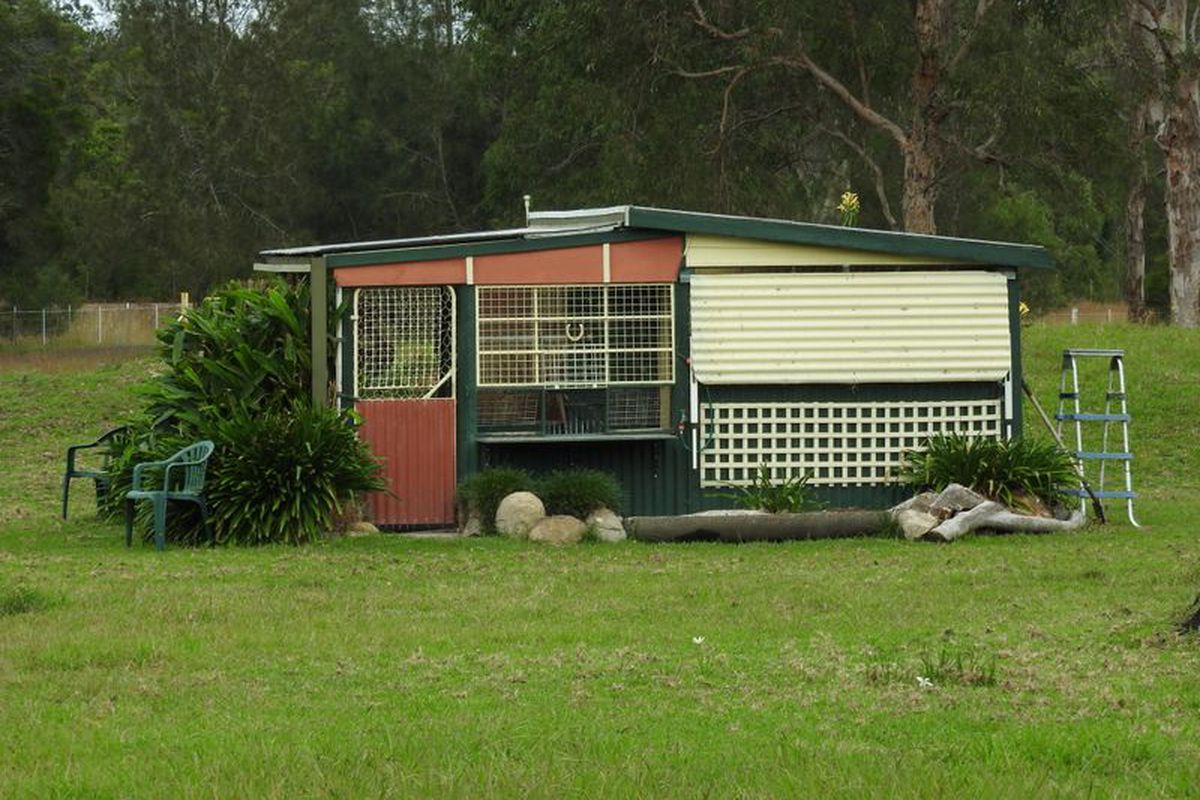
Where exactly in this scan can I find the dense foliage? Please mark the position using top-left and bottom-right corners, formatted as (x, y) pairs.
(899, 433), (1078, 510)
(536, 470), (622, 519)
(105, 279), (382, 545)
(0, 0), (1192, 320)
(724, 466), (822, 514)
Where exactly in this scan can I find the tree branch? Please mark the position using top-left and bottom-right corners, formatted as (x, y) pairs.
(821, 125), (898, 229)
(788, 52), (909, 147)
(689, 0), (750, 40)
(947, 0), (998, 74)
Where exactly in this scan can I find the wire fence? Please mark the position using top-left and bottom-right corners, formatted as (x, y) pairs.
(0, 303), (184, 347)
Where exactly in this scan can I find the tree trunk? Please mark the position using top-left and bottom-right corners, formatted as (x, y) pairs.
(1124, 154), (1149, 321)
(1158, 73), (1200, 327)
(904, 0), (947, 234)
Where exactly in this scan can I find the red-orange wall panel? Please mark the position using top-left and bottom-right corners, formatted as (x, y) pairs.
(356, 399), (456, 526)
(474, 246), (602, 284)
(610, 237), (683, 282)
(334, 259), (466, 287)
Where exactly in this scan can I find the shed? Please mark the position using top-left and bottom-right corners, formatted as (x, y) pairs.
(256, 206), (1052, 527)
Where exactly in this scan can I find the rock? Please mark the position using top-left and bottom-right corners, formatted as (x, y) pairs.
(495, 491), (545, 538)
(931, 483), (987, 514)
(585, 507), (626, 542)
(896, 509), (940, 540)
(461, 512), (482, 537)
(890, 492), (937, 516)
(345, 521), (379, 536)
(528, 515), (587, 545)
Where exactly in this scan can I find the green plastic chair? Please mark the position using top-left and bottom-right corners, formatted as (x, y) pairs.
(124, 440), (215, 551)
(62, 425), (129, 519)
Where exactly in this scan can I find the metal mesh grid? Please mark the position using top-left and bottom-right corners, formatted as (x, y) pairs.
(700, 399), (1003, 488)
(477, 284), (673, 387)
(607, 386), (666, 430)
(355, 287), (455, 399)
(478, 389), (541, 429)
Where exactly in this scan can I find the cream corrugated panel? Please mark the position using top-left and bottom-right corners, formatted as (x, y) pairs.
(689, 271), (1011, 383)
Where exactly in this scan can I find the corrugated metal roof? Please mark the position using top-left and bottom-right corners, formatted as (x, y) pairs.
(258, 205), (1053, 270)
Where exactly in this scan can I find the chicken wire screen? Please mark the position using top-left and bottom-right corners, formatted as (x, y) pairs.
(355, 286), (455, 399)
(700, 398), (1003, 488)
(476, 285), (673, 387)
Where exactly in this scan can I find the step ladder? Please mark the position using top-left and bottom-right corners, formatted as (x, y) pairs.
(1055, 349), (1141, 526)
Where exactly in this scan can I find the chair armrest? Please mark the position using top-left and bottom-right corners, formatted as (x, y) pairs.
(131, 459), (171, 491)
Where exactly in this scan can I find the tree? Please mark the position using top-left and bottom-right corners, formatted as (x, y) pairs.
(1130, 0), (1200, 326)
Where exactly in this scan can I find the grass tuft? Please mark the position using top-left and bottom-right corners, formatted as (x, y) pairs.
(0, 586), (57, 617)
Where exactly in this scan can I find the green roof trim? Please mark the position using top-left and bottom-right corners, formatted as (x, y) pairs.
(625, 207), (1053, 269)
(326, 229), (666, 268)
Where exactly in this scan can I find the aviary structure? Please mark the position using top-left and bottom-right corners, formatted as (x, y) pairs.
(256, 207), (1052, 527)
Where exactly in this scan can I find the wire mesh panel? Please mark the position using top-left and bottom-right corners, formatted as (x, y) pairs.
(477, 284), (673, 387)
(355, 287), (455, 399)
(699, 399), (1003, 488)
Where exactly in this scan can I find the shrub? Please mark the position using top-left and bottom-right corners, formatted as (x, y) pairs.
(104, 280), (383, 546)
(457, 468), (536, 534)
(899, 433), (1077, 510)
(724, 465), (821, 513)
(206, 403), (384, 545)
(537, 470), (621, 518)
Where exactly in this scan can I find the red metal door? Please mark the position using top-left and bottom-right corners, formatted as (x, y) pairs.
(357, 399), (457, 526)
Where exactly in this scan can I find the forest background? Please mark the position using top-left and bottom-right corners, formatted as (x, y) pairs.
(3, 0), (1198, 323)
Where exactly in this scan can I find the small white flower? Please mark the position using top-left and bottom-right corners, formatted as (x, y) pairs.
(916, 676), (934, 689)
(692, 636), (706, 645)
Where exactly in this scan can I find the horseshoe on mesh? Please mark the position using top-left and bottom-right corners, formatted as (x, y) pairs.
(564, 322), (585, 342)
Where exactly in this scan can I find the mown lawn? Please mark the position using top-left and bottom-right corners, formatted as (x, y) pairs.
(0, 326), (1198, 799)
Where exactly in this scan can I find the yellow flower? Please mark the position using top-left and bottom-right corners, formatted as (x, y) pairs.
(1019, 301), (1030, 318)
(836, 191), (860, 215)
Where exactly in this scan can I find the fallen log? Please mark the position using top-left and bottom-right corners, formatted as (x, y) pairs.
(926, 501), (1087, 542)
(625, 510), (884, 543)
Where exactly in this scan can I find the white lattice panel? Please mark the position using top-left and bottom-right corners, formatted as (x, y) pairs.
(477, 284), (673, 387)
(700, 399), (1003, 487)
(355, 286), (455, 399)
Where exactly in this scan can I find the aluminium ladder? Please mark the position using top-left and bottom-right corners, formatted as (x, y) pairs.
(1055, 349), (1141, 526)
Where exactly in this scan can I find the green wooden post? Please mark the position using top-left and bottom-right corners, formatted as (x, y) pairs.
(455, 285), (478, 481)
(1007, 272), (1024, 439)
(310, 256), (328, 408)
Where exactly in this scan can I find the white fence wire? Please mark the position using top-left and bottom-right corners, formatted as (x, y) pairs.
(0, 303), (183, 347)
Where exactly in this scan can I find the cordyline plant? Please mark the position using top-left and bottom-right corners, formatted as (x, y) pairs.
(898, 433), (1076, 511)
(103, 279), (383, 545)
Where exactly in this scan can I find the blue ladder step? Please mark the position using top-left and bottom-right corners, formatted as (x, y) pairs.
(1063, 489), (1137, 499)
(1074, 451), (1133, 461)
(1056, 413), (1130, 422)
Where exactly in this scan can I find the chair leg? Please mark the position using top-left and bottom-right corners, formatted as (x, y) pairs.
(62, 476), (71, 520)
(196, 498), (213, 544)
(124, 498), (135, 547)
(153, 497), (167, 552)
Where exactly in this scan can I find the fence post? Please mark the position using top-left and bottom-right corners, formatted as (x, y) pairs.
(1070, 307), (1079, 325)
(41, 308), (47, 345)
(154, 303), (159, 329)
(10, 306), (15, 342)
(1107, 308), (1113, 323)
(97, 305), (103, 343)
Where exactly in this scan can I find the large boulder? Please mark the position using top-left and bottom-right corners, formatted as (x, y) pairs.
(528, 515), (587, 545)
(495, 491), (545, 538)
(896, 509), (939, 540)
(585, 507), (626, 542)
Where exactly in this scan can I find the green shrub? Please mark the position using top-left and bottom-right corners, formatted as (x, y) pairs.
(536, 470), (621, 518)
(206, 403), (384, 545)
(899, 433), (1077, 509)
(457, 468), (536, 534)
(724, 465), (821, 513)
(104, 280), (382, 546)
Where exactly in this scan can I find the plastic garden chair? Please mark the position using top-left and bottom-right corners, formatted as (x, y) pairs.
(62, 425), (129, 519)
(124, 440), (215, 551)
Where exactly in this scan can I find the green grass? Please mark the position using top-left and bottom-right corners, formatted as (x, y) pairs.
(1, 323), (1199, 798)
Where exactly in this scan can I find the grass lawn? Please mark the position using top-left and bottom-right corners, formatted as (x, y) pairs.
(1, 325), (1198, 798)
